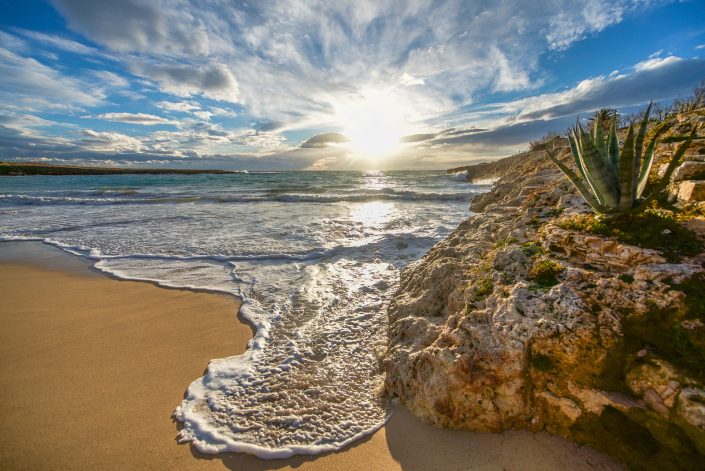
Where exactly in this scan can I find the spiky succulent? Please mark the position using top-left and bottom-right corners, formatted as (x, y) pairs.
(547, 103), (695, 218)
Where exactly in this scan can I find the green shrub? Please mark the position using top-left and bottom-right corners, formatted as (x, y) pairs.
(521, 241), (546, 257)
(473, 277), (494, 301)
(495, 236), (518, 248)
(528, 259), (564, 287)
(560, 212), (702, 262)
(618, 273), (635, 283)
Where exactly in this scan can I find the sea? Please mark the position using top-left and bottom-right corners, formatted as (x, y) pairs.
(0, 169), (487, 458)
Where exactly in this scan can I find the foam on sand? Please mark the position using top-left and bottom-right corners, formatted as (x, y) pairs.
(0, 170), (478, 457)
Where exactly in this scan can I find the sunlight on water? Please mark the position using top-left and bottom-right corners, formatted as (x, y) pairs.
(0, 170), (486, 458)
(350, 201), (395, 227)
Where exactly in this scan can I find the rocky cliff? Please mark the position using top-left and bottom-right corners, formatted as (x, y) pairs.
(384, 116), (705, 470)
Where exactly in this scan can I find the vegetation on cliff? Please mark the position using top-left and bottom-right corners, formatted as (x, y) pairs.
(548, 104), (695, 217)
(386, 88), (705, 471)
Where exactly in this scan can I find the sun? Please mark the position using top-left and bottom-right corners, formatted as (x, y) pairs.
(334, 89), (410, 159)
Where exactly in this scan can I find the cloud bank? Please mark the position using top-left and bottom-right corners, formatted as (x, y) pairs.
(0, 0), (701, 169)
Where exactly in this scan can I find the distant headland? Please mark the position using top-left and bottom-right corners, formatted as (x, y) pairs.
(0, 161), (235, 176)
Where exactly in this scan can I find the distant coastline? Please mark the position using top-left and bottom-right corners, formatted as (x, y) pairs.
(0, 161), (236, 176)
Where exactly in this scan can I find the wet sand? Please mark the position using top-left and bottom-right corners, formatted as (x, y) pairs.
(0, 241), (621, 470)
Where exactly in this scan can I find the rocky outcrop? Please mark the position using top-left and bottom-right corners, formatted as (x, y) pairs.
(384, 144), (705, 470)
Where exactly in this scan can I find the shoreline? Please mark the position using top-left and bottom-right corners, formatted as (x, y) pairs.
(0, 240), (621, 470)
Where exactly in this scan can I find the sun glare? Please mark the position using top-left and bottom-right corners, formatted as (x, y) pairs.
(335, 89), (411, 159)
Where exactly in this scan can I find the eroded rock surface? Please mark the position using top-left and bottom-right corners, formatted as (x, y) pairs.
(384, 148), (705, 470)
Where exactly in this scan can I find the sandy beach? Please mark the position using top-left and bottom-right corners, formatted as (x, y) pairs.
(0, 241), (620, 470)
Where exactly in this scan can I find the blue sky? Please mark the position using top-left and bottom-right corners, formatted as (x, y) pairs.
(0, 0), (704, 170)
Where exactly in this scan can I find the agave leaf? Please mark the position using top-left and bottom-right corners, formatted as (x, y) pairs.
(592, 115), (613, 173)
(573, 125), (601, 202)
(636, 120), (671, 198)
(607, 120), (619, 169)
(593, 115), (608, 158)
(569, 128), (588, 182)
(571, 125), (604, 205)
(636, 135), (658, 198)
(632, 102), (651, 199)
(618, 125), (636, 210)
(578, 125), (619, 208)
(637, 128), (697, 210)
(634, 102), (652, 164)
(546, 149), (606, 213)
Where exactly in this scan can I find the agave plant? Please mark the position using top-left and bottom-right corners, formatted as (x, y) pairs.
(547, 103), (695, 218)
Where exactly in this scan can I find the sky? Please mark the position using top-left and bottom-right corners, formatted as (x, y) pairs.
(0, 0), (704, 170)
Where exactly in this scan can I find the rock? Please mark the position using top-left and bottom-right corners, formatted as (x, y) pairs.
(626, 358), (682, 410)
(677, 180), (705, 202)
(542, 224), (667, 269)
(675, 387), (705, 454)
(538, 391), (582, 428)
(384, 146), (705, 470)
(673, 161), (705, 181)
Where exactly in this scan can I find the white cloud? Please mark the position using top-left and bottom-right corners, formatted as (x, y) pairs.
(15, 29), (103, 56)
(546, 0), (628, 50)
(0, 30), (28, 52)
(78, 129), (143, 152)
(209, 106), (237, 117)
(2, 0), (692, 169)
(92, 70), (129, 87)
(50, 0), (653, 131)
(157, 101), (201, 112)
(0, 112), (67, 130)
(239, 131), (286, 149)
(0, 46), (103, 110)
(97, 112), (176, 125)
(193, 111), (213, 121)
(633, 55), (682, 71)
(490, 46), (533, 92)
(420, 55), (705, 155)
(400, 73), (424, 86)
(130, 61), (239, 103)
(51, 0), (210, 55)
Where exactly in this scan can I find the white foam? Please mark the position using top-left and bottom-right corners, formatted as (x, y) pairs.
(0, 171), (488, 457)
(449, 170), (469, 181)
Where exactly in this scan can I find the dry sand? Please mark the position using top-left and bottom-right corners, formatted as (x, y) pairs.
(0, 241), (621, 470)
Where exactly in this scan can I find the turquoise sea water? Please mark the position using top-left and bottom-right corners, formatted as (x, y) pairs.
(0, 169), (486, 458)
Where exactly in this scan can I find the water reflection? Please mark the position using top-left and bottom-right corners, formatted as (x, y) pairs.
(350, 201), (394, 227)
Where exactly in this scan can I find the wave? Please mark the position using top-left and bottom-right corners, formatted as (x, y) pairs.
(4, 231), (433, 263)
(0, 188), (479, 206)
(448, 170), (468, 181)
(0, 169), (490, 458)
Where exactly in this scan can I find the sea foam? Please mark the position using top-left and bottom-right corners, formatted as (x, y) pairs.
(0, 170), (481, 457)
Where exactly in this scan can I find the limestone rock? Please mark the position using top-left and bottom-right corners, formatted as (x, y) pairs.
(677, 180), (705, 202)
(675, 387), (705, 454)
(384, 147), (705, 470)
(673, 161), (705, 181)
